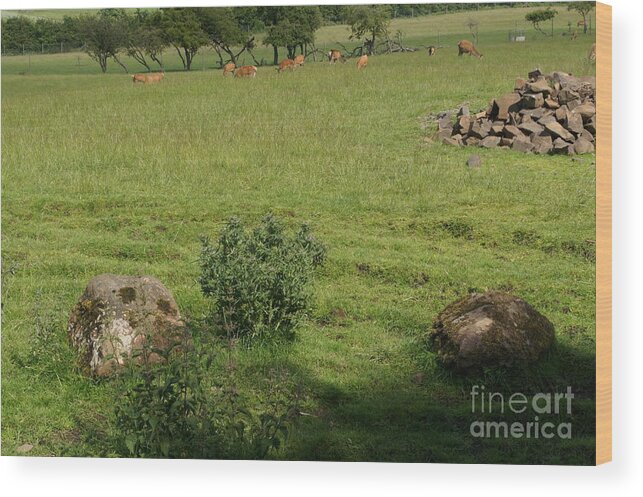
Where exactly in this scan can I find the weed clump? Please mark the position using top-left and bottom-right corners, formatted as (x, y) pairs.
(199, 214), (326, 343)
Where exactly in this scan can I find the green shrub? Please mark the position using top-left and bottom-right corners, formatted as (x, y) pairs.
(199, 215), (326, 342)
(113, 337), (295, 459)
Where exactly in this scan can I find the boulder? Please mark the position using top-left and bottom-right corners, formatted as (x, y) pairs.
(545, 121), (575, 142)
(526, 77), (552, 95)
(572, 102), (596, 121)
(68, 274), (188, 377)
(532, 134), (553, 154)
(518, 121), (544, 136)
(544, 97), (560, 109)
(564, 110), (585, 135)
(467, 154), (482, 168)
(503, 125), (524, 140)
(479, 135), (501, 148)
(574, 136), (595, 154)
(553, 137), (574, 155)
(438, 113), (453, 130)
(428, 291), (555, 372)
(522, 93), (544, 109)
(511, 138), (534, 153)
(492, 93), (522, 120)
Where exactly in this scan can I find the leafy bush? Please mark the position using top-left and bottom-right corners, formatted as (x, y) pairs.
(114, 339), (214, 458)
(199, 215), (326, 342)
(113, 337), (296, 459)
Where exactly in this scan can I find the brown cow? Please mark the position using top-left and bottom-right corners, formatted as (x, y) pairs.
(277, 59), (295, 73)
(132, 72), (165, 84)
(223, 62), (236, 76)
(234, 65), (257, 78)
(588, 43), (596, 61)
(457, 40), (483, 58)
(356, 54), (368, 70)
(328, 49), (345, 64)
(293, 54), (305, 67)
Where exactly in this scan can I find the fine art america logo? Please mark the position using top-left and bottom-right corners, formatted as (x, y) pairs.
(470, 385), (574, 439)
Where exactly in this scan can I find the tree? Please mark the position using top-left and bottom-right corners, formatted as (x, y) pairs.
(1, 16), (36, 50)
(161, 8), (208, 71)
(262, 6), (322, 61)
(525, 8), (558, 37)
(124, 10), (166, 71)
(198, 7), (252, 66)
(77, 12), (128, 73)
(568, 2), (594, 34)
(345, 5), (392, 55)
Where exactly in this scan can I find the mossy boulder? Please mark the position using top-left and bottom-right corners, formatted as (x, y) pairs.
(67, 274), (187, 377)
(428, 291), (555, 372)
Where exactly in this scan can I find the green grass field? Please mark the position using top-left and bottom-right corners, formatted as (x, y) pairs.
(1, 8), (597, 463)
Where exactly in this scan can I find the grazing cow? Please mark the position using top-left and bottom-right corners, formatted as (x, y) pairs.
(457, 40), (483, 58)
(277, 59), (296, 73)
(427, 45), (436, 56)
(223, 62), (236, 76)
(132, 72), (165, 84)
(293, 54), (305, 67)
(234, 65), (257, 78)
(328, 49), (344, 64)
(356, 54), (368, 70)
(588, 43), (596, 61)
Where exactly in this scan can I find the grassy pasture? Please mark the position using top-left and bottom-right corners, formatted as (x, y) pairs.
(1, 9), (597, 464)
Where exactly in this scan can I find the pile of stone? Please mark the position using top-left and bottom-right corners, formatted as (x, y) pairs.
(435, 69), (596, 155)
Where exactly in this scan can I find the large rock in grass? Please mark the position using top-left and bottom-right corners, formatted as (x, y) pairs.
(428, 291), (555, 372)
(68, 274), (187, 377)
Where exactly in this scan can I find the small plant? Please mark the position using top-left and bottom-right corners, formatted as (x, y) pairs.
(114, 339), (214, 458)
(113, 336), (296, 459)
(199, 214), (326, 342)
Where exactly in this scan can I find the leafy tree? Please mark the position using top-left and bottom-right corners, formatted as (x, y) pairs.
(1, 16), (35, 50)
(124, 10), (166, 71)
(525, 7), (558, 37)
(161, 7), (208, 71)
(345, 5), (392, 55)
(198, 7), (252, 66)
(568, 2), (594, 34)
(77, 12), (129, 73)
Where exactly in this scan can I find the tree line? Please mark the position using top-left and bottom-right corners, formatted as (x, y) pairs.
(1, 4), (535, 72)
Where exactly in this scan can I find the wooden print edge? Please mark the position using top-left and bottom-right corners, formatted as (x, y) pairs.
(595, 1), (612, 466)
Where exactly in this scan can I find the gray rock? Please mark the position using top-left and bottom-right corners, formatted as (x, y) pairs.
(428, 291), (555, 372)
(532, 134), (554, 154)
(467, 154), (482, 168)
(518, 121), (545, 136)
(503, 125), (524, 139)
(511, 138), (535, 153)
(544, 97), (560, 109)
(522, 92), (545, 109)
(565, 110), (585, 135)
(526, 77), (552, 95)
(572, 102), (596, 121)
(545, 121), (576, 142)
(68, 274), (188, 377)
(492, 93), (522, 121)
(553, 137), (574, 154)
(479, 135), (501, 148)
(574, 136), (595, 154)
(457, 105), (470, 117)
(16, 443), (34, 454)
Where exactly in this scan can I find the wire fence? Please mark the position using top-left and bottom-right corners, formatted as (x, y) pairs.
(1, 42), (85, 56)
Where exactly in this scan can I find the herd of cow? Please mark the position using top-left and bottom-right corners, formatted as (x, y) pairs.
(131, 39), (594, 84)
